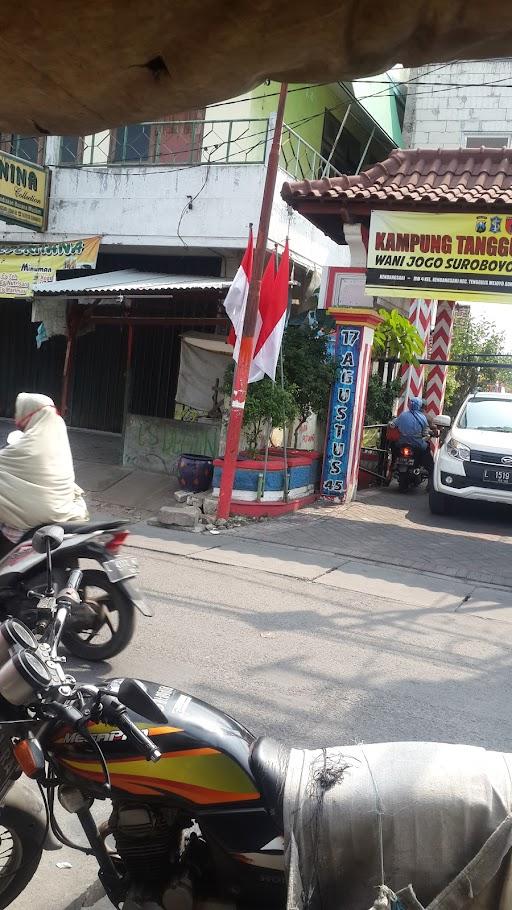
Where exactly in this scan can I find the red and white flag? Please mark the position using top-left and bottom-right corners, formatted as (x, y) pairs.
(251, 241), (290, 382)
(225, 228), (253, 357)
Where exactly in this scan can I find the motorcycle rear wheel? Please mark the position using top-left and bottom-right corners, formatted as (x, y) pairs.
(62, 568), (135, 661)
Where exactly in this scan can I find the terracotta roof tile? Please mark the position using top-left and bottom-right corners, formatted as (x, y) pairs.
(282, 148), (512, 212)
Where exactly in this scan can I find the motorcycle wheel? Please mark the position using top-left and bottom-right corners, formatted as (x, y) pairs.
(62, 569), (135, 661)
(0, 802), (44, 908)
(398, 472), (409, 493)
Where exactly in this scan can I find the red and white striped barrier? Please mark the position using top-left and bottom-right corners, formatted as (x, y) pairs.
(424, 300), (455, 419)
(396, 298), (434, 414)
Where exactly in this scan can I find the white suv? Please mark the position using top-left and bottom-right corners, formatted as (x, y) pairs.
(430, 392), (512, 514)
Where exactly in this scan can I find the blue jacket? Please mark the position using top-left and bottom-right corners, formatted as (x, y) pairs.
(394, 409), (428, 450)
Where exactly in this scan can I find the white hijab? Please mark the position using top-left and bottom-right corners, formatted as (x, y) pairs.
(0, 393), (88, 530)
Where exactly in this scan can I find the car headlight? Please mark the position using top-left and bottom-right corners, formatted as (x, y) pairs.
(446, 436), (470, 461)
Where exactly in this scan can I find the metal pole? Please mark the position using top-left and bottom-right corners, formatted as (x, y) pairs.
(356, 126), (375, 174)
(217, 82), (288, 520)
(377, 357), (512, 369)
(321, 104), (351, 177)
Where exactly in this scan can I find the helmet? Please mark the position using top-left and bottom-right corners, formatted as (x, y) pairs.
(409, 396), (425, 411)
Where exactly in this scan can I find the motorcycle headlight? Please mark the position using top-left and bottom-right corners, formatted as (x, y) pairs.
(446, 437), (470, 462)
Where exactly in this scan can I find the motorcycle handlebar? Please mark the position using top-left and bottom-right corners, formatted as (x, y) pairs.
(100, 694), (161, 763)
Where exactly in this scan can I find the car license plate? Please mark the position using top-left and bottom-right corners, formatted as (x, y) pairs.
(103, 556), (138, 583)
(483, 469), (512, 484)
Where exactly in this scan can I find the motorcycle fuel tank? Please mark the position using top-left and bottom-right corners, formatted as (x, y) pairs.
(50, 679), (261, 808)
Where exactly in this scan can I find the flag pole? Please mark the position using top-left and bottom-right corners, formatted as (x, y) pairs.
(217, 81), (288, 519)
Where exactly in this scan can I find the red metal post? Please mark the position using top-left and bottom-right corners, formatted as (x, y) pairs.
(217, 83), (288, 519)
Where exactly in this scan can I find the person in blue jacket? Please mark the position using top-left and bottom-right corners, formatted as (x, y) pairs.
(392, 396), (437, 474)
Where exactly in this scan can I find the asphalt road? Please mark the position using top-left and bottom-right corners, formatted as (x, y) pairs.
(14, 537), (512, 909)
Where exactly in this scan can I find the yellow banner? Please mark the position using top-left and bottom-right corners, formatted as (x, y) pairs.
(0, 151), (49, 231)
(0, 237), (100, 298)
(366, 211), (512, 303)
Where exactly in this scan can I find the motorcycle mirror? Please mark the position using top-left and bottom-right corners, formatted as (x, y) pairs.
(117, 679), (168, 725)
(32, 525), (65, 555)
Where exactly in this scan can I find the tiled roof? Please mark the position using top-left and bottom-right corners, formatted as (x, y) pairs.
(281, 148), (512, 210)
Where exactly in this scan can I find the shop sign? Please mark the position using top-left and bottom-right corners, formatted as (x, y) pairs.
(0, 236), (100, 298)
(366, 210), (512, 303)
(0, 151), (50, 232)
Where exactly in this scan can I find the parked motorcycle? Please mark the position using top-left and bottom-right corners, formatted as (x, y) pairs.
(0, 518), (148, 661)
(0, 525), (284, 909)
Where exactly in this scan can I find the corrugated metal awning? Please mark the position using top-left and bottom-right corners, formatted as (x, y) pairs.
(33, 269), (232, 298)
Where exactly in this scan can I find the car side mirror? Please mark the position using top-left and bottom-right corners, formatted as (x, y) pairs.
(32, 525), (64, 555)
(434, 415), (451, 428)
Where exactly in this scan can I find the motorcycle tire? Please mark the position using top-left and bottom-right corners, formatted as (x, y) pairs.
(398, 472), (409, 493)
(62, 568), (135, 662)
(0, 783), (46, 909)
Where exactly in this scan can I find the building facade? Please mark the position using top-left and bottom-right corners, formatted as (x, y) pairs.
(0, 77), (404, 436)
(404, 59), (512, 150)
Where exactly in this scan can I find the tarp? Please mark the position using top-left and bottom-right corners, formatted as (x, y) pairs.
(175, 332), (232, 412)
(3, 2), (512, 135)
(285, 742), (512, 909)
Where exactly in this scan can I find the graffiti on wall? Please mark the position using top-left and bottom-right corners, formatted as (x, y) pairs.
(123, 413), (221, 474)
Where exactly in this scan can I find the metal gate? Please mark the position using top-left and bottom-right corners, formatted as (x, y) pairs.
(0, 300), (65, 416)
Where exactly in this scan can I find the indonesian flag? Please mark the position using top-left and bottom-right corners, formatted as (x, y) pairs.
(250, 241), (290, 382)
(225, 228), (253, 357)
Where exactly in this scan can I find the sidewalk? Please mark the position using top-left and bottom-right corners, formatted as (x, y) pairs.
(0, 420), (180, 520)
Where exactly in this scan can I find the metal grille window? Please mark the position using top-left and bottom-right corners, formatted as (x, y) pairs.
(112, 124), (151, 162)
(1, 135), (44, 163)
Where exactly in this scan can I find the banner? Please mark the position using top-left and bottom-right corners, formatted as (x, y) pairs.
(0, 151), (49, 231)
(366, 211), (512, 303)
(0, 237), (100, 298)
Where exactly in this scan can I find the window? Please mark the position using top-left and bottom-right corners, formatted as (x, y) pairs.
(3, 135), (43, 163)
(457, 397), (512, 432)
(111, 124), (151, 163)
(60, 136), (81, 164)
(466, 135), (509, 149)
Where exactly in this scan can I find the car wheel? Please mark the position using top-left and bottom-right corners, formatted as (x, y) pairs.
(429, 486), (449, 515)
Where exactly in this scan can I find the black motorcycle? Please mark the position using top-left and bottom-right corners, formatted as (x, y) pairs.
(393, 443), (429, 493)
(0, 525), (286, 909)
(0, 519), (148, 662)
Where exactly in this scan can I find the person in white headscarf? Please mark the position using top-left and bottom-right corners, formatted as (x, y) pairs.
(0, 393), (88, 547)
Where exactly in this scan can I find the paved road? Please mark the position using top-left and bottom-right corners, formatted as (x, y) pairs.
(13, 502), (512, 909)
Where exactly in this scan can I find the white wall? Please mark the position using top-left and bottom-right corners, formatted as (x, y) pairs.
(0, 162), (342, 273)
(405, 60), (512, 148)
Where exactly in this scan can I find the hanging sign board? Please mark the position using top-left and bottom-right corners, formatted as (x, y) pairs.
(366, 211), (512, 303)
(0, 151), (50, 231)
(0, 236), (100, 298)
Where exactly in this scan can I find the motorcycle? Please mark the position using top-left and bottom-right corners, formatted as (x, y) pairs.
(0, 525), (286, 909)
(0, 529), (507, 909)
(393, 443), (429, 493)
(0, 518), (148, 662)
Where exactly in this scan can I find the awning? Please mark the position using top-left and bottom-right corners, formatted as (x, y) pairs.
(33, 270), (232, 299)
(3, 2), (512, 135)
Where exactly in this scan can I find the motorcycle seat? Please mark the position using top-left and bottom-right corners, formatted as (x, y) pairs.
(19, 519), (131, 543)
(249, 736), (289, 824)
